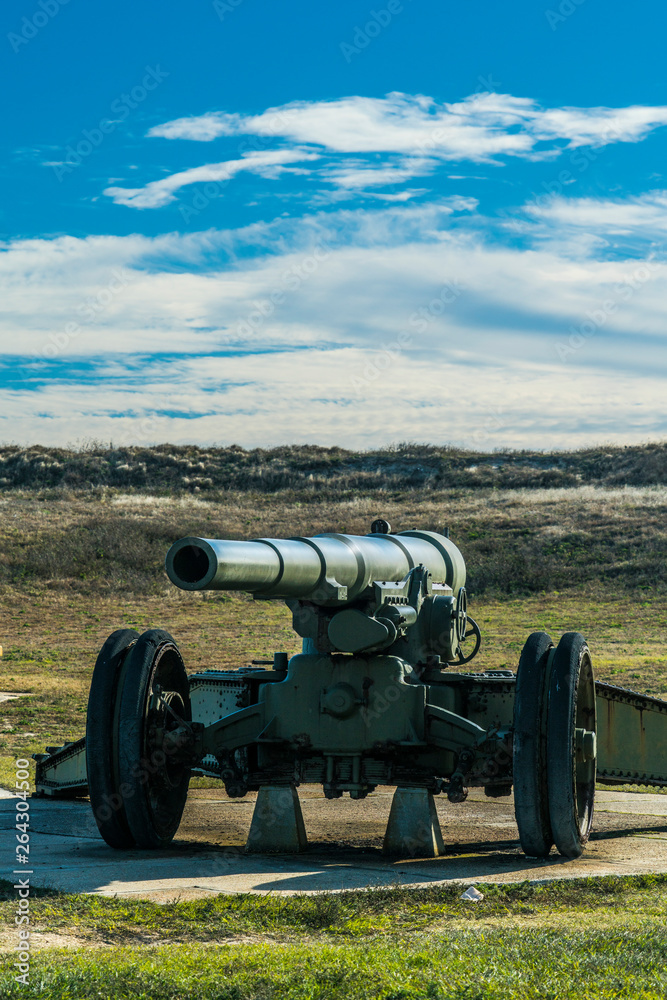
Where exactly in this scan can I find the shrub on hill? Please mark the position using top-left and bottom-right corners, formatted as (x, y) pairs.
(0, 441), (665, 494)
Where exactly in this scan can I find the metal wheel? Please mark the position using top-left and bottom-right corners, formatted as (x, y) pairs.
(513, 631), (554, 858)
(547, 632), (596, 859)
(86, 629), (139, 849)
(118, 629), (192, 849)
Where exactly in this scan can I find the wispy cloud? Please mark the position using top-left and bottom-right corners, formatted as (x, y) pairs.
(526, 190), (667, 235)
(105, 148), (319, 208)
(321, 157), (436, 189)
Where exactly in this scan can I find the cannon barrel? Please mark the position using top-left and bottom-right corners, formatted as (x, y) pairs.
(165, 530), (466, 603)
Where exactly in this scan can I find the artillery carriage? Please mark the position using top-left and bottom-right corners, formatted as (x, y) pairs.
(35, 521), (667, 859)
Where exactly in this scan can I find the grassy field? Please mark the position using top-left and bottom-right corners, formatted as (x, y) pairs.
(2, 481), (667, 596)
(1, 876), (667, 998)
(1, 471), (667, 998)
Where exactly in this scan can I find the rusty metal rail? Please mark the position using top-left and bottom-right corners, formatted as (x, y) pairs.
(33, 738), (87, 798)
(596, 681), (667, 787)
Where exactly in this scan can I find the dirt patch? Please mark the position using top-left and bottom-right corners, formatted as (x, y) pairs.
(176, 787), (667, 854)
(0, 930), (95, 953)
(0, 927), (272, 953)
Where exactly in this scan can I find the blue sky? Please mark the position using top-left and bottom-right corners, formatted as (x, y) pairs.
(2, 0), (667, 449)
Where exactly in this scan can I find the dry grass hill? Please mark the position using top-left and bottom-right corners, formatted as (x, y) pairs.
(0, 441), (665, 494)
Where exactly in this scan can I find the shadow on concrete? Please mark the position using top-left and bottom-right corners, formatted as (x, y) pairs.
(591, 825), (667, 840)
(3, 792), (667, 896)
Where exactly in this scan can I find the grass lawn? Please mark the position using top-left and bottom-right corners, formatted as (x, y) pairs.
(1, 876), (667, 998)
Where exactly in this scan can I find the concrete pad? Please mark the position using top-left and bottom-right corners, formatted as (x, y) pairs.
(595, 790), (667, 816)
(0, 797), (100, 838)
(1, 787), (667, 898)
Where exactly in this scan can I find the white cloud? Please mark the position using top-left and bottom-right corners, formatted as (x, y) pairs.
(105, 148), (319, 208)
(148, 112), (243, 142)
(321, 158), (436, 190)
(4, 350), (666, 450)
(2, 194), (667, 449)
(532, 104), (667, 147)
(526, 190), (667, 235)
(2, 198), (666, 362)
(149, 92), (667, 159)
(116, 92), (667, 212)
(357, 189), (428, 203)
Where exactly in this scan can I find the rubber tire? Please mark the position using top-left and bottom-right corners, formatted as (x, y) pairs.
(118, 629), (191, 849)
(86, 629), (139, 849)
(513, 631), (554, 858)
(547, 632), (596, 859)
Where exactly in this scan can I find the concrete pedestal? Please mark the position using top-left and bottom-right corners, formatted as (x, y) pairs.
(245, 785), (308, 853)
(382, 787), (445, 858)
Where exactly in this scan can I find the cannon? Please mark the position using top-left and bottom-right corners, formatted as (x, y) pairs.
(35, 520), (667, 859)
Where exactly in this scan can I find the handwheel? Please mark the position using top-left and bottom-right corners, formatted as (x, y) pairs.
(455, 587), (467, 644)
(547, 632), (596, 858)
(452, 615), (482, 665)
(118, 629), (192, 849)
(513, 631), (554, 858)
(86, 629), (139, 848)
